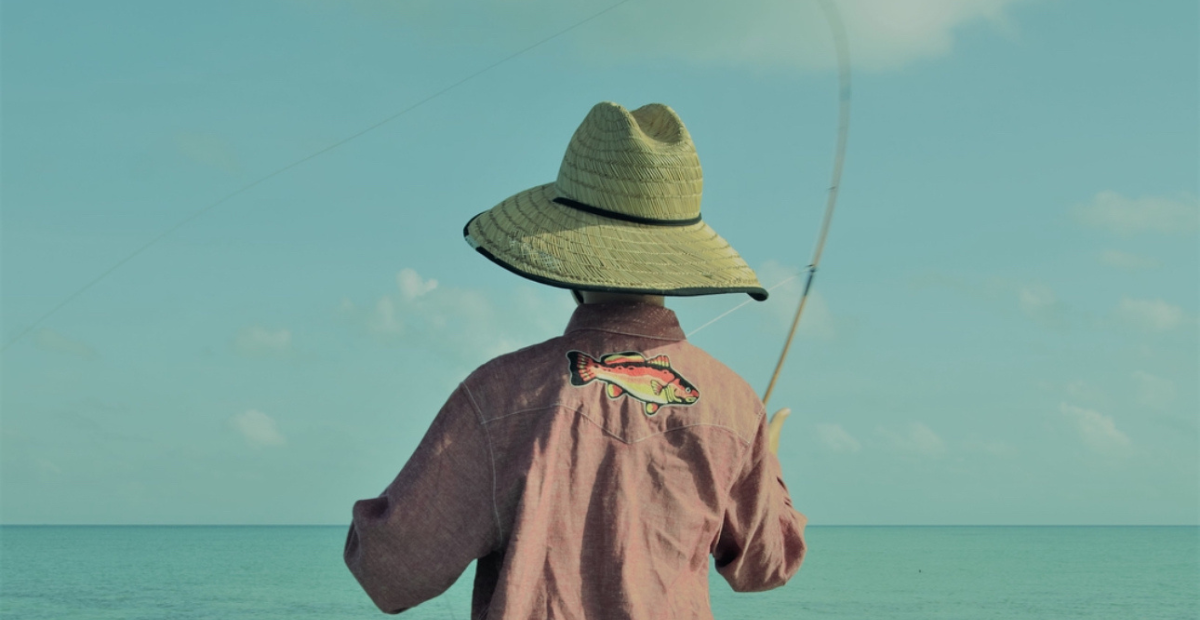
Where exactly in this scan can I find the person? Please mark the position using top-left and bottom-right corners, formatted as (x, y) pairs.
(344, 101), (806, 619)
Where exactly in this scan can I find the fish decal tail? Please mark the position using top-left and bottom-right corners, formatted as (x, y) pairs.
(567, 350), (598, 386)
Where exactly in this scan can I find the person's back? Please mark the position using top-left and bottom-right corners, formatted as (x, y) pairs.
(345, 101), (806, 618)
(346, 301), (805, 618)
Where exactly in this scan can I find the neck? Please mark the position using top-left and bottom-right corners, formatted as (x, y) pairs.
(575, 290), (665, 306)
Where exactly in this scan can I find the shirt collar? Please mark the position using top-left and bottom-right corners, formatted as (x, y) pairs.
(564, 302), (686, 341)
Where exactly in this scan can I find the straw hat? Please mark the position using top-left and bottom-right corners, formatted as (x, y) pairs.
(463, 101), (767, 301)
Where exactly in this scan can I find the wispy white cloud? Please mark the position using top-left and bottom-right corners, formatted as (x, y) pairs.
(366, 295), (405, 336)
(1072, 191), (1199, 235)
(33, 328), (98, 360)
(1064, 380), (1107, 405)
(1114, 297), (1185, 333)
(574, 0), (1039, 72)
(1018, 285), (1055, 313)
(234, 325), (293, 357)
(876, 422), (946, 457)
(1017, 283), (1065, 328)
(755, 260), (837, 339)
(339, 268), (575, 365)
(908, 273), (1076, 329)
(230, 409), (286, 447)
(1060, 403), (1130, 455)
(1132, 371), (1176, 410)
(397, 268), (438, 301)
(1098, 249), (1159, 271)
(302, 0), (1038, 73)
(816, 423), (861, 453)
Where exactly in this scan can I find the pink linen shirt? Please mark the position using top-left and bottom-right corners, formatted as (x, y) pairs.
(344, 301), (807, 619)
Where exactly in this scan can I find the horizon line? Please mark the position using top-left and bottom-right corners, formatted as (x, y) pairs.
(2, 523), (1197, 528)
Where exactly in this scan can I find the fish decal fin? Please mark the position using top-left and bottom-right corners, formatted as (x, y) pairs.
(644, 402), (660, 416)
(605, 383), (624, 399)
(649, 379), (664, 395)
(566, 351), (597, 386)
(646, 355), (671, 369)
(601, 352), (645, 365)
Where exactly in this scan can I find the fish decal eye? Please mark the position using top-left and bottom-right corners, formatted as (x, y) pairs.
(566, 350), (700, 416)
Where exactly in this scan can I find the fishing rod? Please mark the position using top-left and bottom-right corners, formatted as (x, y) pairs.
(0, 0), (631, 355)
(761, 0), (851, 408)
(681, 0), (850, 408)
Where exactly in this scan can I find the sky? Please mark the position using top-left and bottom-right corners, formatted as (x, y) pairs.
(1, 0), (1196, 525)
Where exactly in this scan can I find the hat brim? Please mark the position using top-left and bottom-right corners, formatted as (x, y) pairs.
(464, 183), (768, 301)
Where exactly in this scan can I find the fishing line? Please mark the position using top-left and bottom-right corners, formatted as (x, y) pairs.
(686, 273), (801, 338)
(0, 0), (632, 354)
(761, 0), (851, 407)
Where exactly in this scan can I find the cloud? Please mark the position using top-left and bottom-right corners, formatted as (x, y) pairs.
(367, 295), (405, 336)
(230, 409), (286, 447)
(234, 325), (293, 356)
(175, 132), (241, 176)
(33, 328), (98, 360)
(1098, 250), (1159, 271)
(340, 295), (403, 337)
(572, 0), (1038, 72)
(1059, 403), (1130, 455)
(1017, 284), (1065, 328)
(876, 422), (946, 457)
(1114, 297), (1185, 333)
(1072, 191), (1199, 235)
(755, 260), (837, 339)
(1132, 371), (1176, 410)
(301, 0), (1037, 73)
(909, 273), (1075, 328)
(1018, 285), (1055, 313)
(339, 268), (576, 364)
(1064, 380), (1106, 405)
(397, 268), (438, 301)
(340, 269), (442, 337)
(816, 423), (861, 453)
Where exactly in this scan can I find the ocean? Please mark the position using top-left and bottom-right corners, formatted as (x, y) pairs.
(1, 526), (1195, 619)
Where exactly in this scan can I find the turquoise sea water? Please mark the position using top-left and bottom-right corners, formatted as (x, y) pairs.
(1, 526), (1196, 619)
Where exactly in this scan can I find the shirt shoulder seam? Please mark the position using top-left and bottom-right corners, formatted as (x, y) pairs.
(460, 382), (504, 546)
(734, 408), (767, 482)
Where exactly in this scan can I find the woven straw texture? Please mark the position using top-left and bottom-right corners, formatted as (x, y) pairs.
(465, 102), (766, 300)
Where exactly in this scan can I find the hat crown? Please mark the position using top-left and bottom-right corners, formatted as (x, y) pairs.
(555, 102), (703, 221)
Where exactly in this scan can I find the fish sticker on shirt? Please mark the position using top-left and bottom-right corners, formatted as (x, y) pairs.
(566, 350), (700, 416)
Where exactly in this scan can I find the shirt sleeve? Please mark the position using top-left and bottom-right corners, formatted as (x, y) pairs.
(712, 409), (807, 592)
(344, 383), (499, 614)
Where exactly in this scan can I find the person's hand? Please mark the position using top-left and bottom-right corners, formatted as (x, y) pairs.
(767, 408), (791, 455)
